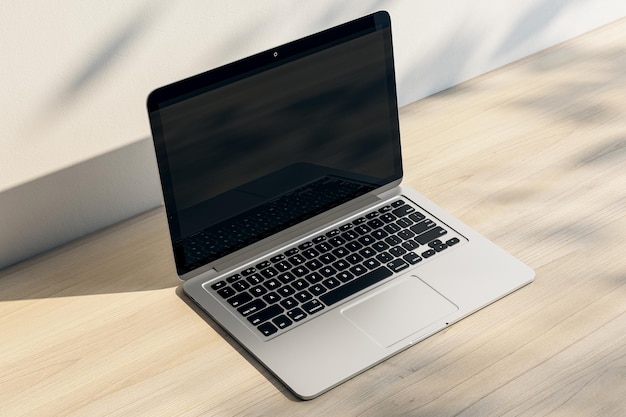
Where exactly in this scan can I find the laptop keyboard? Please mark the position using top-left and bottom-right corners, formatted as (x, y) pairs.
(206, 197), (465, 338)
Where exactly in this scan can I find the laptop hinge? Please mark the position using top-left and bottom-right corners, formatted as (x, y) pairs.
(180, 266), (220, 282)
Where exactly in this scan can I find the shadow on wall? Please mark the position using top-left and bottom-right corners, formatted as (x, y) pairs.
(397, 0), (582, 102)
(0, 138), (162, 272)
(36, 1), (168, 130)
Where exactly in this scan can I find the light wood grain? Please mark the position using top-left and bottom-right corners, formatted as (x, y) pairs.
(1, 18), (625, 417)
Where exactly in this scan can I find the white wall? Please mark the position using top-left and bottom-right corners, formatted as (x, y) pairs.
(2, 0), (625, 269)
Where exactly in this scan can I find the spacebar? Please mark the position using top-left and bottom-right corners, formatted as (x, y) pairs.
(320, 266), (393, 306)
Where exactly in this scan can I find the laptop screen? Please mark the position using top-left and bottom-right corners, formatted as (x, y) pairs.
(148, 11), (402, 274)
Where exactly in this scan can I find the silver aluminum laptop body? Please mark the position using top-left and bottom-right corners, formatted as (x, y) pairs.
(147, 11), (534, 399)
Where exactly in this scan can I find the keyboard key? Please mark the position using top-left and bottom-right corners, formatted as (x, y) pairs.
(367, 218), (384, 229)
(256, 260), (271, 270)
(397, 229), (415, 240)
(391, 204), (415, 217)
(379, 205), (392, 213)
(228, 292), (253, 307)
(389, 246), (407, 257)
(248, 304), (284, 325)
(241, 267), (256, 276)
(292, 266), (309, 277)
(446, 237), (460, 246)
(355, 225), (372, 235)
(305, 259), (323, 271)
(396, 217), (413, 228)
(263, 279), (280, 290)
(277, 285), (296, 297)
(262, 292), (281, 304)
(288, 254), (306, 265)
(280, 297), (298, 309)
(294, 290), (313, 303)
(332, 247), (349, 258)
(226, 274), (242, 283)
(319, 266), (337, 277)
(415, 227), (448, 245)
(380, 213), (396, 223)
(433, 244), (447, 252)
(298, 241), (313, 250)
(403, 251), (422, 264)
(284, 248), (299, 256)
(315, 242), (333, 253)
(309, 284), (327, 296)
(292, 279), (309, 290)
(410, 219), (436, 235)
(402, 240), (420, 251)
(302, 248), (319, 259)
(363, 258), (381, 270)
(326, 229), (340, 237)
(384, 223), (401, 234)
(372, 241), (390, 252)
(260, 266), (278, 278)
(258, 322), (278, 337)
(371, 229), (389, 240)
(274, 261), (291, 272)
(302, 299), (325, 315)
(277, 272), (295, 284)
(305, 272), (324, 284)
(237, 299), (267, 316)
(332, 259), (350, 271)
(421, 249), (436, 258)
(312, 235), (326, 244)
(409, 212), (426, 222)
(329, 236), (346, 247)
(341, 230), (359, 241)
(249, 285), (268, 297)
(345, 241), (363, 252)
(211, 280), (227, 290)
(391, 200), (405, 207)
(246, 274), (263, 285)
(376, 252), (394, 263)
(323, 277), (341, 289)
(358, 235), (375, 246)
(337, 271), (354, 282)
(319, 253), (337, 264)
(270, 254), (285, 263)
(272, 315), (293, 330)
(287, 308), (307, 322)
(384, 235), (402, 246)
(320, 266), (393, 306)
(346, 253), (364, 265)
(349, 264), (368, 276)
(232, 280), (250, 292)
(387, 258), (409, 272)
(217, 286), (236, 298)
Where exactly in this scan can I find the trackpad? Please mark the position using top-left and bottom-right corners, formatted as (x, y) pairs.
(341, 276), (458, 347)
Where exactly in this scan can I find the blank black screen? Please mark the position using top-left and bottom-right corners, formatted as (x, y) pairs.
(149, 13), (402, 273)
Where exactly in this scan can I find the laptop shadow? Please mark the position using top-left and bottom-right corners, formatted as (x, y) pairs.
(0, 208), (179, 301)
(174, 286), (302, 402)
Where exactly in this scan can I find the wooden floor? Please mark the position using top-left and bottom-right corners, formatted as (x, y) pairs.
(1, 17), (624, 417)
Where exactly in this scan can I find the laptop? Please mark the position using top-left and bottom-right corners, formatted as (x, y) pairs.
(147, 11), (534, 399)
